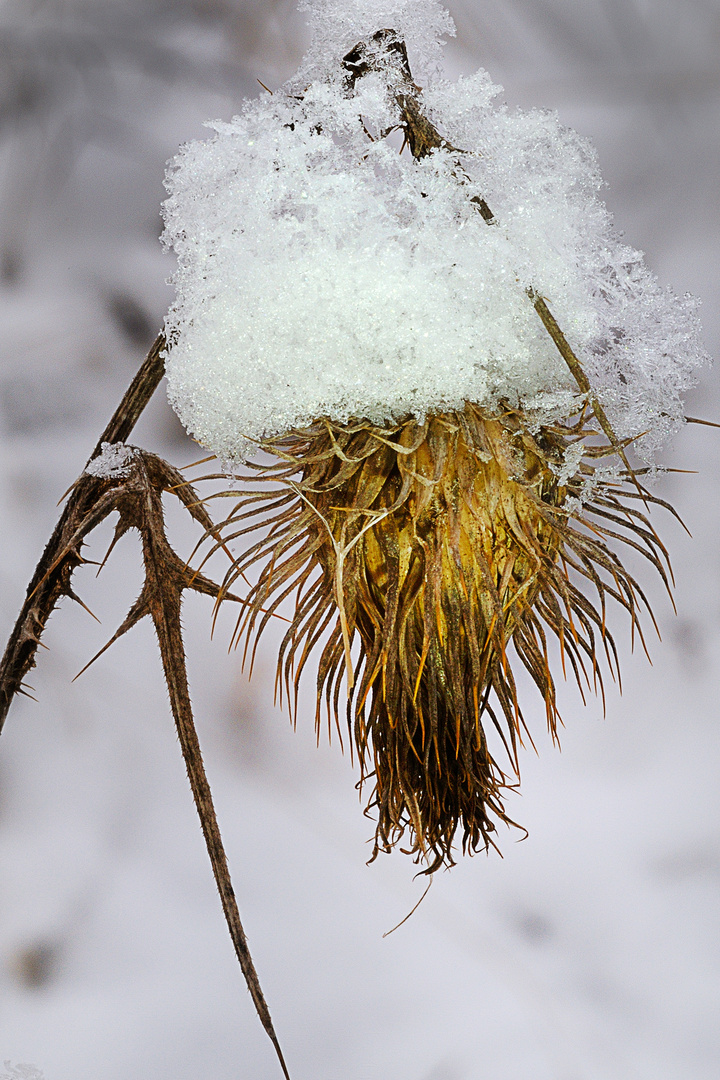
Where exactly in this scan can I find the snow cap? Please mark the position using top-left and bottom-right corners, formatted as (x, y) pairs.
(161, 0), (708, 466)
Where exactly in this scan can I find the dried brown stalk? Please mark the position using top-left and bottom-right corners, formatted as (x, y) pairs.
(0, 331), (166, 732)
(0, 334), (290, 1080)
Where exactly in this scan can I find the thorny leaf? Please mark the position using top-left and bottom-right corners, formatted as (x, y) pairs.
(0, 331), (166, 733)
(0, 336), (291, 1080)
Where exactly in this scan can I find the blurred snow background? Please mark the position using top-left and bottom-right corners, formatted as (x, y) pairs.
(0, 1), (718, 1078)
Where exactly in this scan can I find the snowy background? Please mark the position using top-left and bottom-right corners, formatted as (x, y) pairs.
(0, 2), (719, 1078)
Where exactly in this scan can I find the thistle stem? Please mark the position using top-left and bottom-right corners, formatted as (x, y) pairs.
(140, 511), (291, 1080)
(0, 331), (166, 732)
(93, 331), (167, 453)
(0, 354), (292, 1076)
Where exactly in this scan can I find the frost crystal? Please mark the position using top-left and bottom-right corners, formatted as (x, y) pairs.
(85, 441), (137, 479)
(161, 0), (708, 466)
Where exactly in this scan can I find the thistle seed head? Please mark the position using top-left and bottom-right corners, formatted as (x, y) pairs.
(219, 402), (671, 871)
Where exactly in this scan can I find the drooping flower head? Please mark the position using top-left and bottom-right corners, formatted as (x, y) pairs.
(161, 0), (708, 870)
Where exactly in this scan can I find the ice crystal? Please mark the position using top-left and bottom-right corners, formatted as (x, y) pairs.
(85, 441), (138, 479)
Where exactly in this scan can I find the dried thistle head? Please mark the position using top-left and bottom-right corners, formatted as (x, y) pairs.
(159, 11), (705, 874)
(216, 401), (670, 871)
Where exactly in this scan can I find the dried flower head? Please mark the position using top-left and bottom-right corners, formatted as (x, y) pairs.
(160, 1), (708, 869)
(212, 402), (671, 870)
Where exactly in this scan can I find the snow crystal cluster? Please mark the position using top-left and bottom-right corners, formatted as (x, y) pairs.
(85, 441), (138, 479)
(161, 0), (708, 466)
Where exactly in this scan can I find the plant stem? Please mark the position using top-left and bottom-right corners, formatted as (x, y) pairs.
(0, 331), (166, 733)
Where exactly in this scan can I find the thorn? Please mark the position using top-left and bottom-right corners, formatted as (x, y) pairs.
(56, 482), (77, 506)
(73, 592), (150, 680)
(20, 627), (46, 647)
(180, 454), (217, 471)
(67, 545), (93, 565)
(96, 521), (127, 576)
(65, 588), (101, 623)
(383, 876), (433, 937)
(17, 687), (39, 702)
(686, 415), (720, 429)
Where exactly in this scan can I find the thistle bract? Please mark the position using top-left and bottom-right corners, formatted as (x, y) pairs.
(161, 0), (708, 868)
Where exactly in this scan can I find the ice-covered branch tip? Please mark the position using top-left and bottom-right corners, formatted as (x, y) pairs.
(161, 0), (707, 469)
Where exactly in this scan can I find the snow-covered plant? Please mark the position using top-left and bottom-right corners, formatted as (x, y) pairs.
(0, 1), (710, 1076)
(162, 0), (706, 871)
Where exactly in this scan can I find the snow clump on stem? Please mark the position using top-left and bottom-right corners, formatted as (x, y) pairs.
(161, 0), (707, 468)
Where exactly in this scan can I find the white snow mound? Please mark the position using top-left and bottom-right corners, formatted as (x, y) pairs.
(161, 0), (708, 466)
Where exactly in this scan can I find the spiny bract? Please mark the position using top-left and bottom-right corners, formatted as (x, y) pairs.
(214, 404), (671, 870)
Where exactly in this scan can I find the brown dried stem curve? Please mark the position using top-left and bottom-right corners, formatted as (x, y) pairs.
(0, 336), (291, 1080)
(0, 330), (166, 732)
